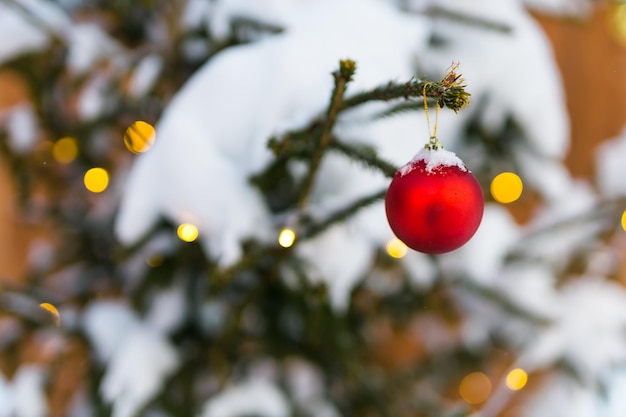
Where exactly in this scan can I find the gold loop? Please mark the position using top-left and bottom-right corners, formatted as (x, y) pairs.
(422, 82), (441, 141)
(423, 82), (432, 139)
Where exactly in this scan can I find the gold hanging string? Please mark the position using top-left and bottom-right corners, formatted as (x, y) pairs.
(423, 82), (441, 149)
(433, 98), (440, 138)
(423, 82), (432, 139)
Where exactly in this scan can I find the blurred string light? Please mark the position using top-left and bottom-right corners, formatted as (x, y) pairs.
(124, 120), (156, 154)
(278, 228), (296, 248)
(386, 238), (407, 258)
(52, 137), (78, 164)
(83, 167), (109, 193)
(459, 372), (492, 404)
(177, 223), (199, 242)
(610, 3), (626, 46)
(621, 210), (626, 232)
(490, 172), (523, 204)
(39, 302), (60, 327)
(505, 368), (528, 391)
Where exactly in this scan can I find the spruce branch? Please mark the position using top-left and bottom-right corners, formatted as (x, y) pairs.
(424, 6), (513, 33)
(267, 63), (470, 164)
(339, 72), (470, 114)
(506, 196), (626, 259)
(267, 127), (322, 158)
(302, 188), (387, 239)
(454, 278), (553, 326)
(330, 138), (398, 178)
(210, 244), (270, 284)
(297, 59), (356, 210)
(230, 16), (284, 36)
(372, 100), (423, 120)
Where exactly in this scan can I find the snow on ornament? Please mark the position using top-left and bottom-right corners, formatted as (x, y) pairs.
(385, 145), (484, 254)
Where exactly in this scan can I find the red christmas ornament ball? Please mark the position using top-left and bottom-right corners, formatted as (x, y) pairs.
(385, 148), (484, 254)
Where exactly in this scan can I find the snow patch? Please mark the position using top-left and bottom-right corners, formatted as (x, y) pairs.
(1, 104), (38, 154)
(200, 380), (289, 417)
(596, 125), (626, 198)
(100, 326), (179, 417)
(0, 3), (49, 63)
(0, 373), (12, 417)
(66, 23), (124, 74)
(421, 0), (570, 160)
(145, 284), (186, 334)
(518, 278), (626, 380)
(127, 54), (163, 99)
(441, 204), (520, 285)
(82, 301), (140, 362)
(12, 365), (47, 417)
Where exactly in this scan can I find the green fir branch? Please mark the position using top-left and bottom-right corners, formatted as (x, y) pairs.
(455, 278), (553, 326)
(302, 188), (387, 239)
(230, 16), (284, 36)
(372, 100), (423, 120)
(329, 138), (398, 178)
(266, 62), (470, 179)
(339, 78), (470, 114)
(297, 59), (357, 209)
(506, 196), (626, 259)
(424, 6), (513, 33)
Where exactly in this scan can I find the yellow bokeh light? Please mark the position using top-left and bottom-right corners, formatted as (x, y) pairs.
(490, 172), (523, 204)
(505, 368), (528, 391)
(459, 372), (492, 405)
(40, 302), (60, 327)
(124, 120), (156, 154)
(177, 223), (199, 242)
(52, 137), (78, 164)
(621, 210), (626, 232)
(386, 238), (407, 258)
(278, 228), (296, 248)
(610, 4), (626, 46)
(83, 167), (109, 193)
